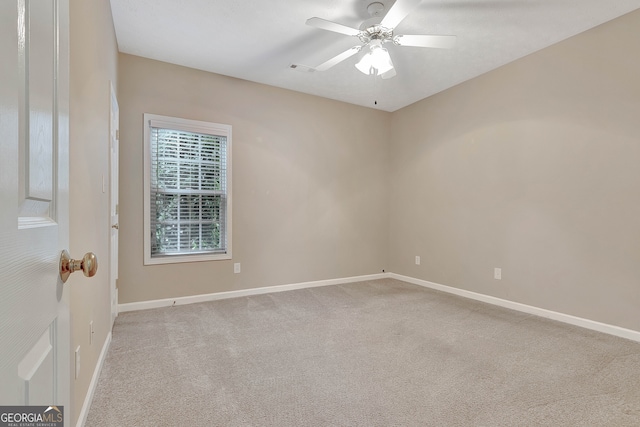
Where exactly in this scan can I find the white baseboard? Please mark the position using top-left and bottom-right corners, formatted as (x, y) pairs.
(76, 332), (111, 427)
(389, 272), (640, 343)
(118, 273), (386, 313)
(117, 271), (640, 343)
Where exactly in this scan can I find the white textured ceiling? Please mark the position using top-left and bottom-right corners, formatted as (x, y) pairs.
(110, 0), (640, 112)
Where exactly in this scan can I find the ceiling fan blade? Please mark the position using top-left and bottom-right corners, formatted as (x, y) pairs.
(395, 34), (457, 49)
(380, 0), (422, 29)
(306, 17), (360, 36)
(315, 46), (362, 71)
(289, 63), (317, 73)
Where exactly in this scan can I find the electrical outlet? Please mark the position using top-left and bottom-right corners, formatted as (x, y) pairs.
(89, 321), (94, 345)
(494, 268), (502, 280)
(415, 256), (421, 265)
(234, 263), (241, 274)
(75, 346), (81, 379)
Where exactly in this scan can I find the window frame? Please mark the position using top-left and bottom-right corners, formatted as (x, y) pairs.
(143, 113), (232, 265)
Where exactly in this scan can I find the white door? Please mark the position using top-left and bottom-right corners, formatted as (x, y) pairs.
(110, 83), (119, 327)
(1, 0), (71, 422)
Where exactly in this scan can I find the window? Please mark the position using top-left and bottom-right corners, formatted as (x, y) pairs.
(143, 114), (231, 265)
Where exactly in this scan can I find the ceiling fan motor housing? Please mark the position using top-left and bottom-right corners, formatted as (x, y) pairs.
(359, 2), (394, 44)
(359, 25), (394, 44)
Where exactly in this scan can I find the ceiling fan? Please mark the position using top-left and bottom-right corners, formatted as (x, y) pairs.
(291, 0), (457, 79)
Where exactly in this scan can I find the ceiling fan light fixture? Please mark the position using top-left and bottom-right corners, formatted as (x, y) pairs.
(355, 40), (393, 76)
(299, 0), (456, 80)
(355, 52), (374, 74)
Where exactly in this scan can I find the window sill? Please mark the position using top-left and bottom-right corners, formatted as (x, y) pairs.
(144, 251), (232, 265)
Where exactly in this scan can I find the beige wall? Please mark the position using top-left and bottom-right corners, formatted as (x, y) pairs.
(117, 54), (390, 303)
(117, 9), (640, 332)
(69, 0), (118, 424)
(389, 10), (640, 331)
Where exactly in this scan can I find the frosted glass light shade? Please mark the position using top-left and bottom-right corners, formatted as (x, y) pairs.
(355, 41), (393, 75)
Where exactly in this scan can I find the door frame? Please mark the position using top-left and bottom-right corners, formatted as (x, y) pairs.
(109, 81), (119, 327)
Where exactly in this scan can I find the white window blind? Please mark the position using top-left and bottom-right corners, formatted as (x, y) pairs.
(144, 114), (231, 264)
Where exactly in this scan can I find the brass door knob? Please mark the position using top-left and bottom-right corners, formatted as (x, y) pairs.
(59, 250), (98, 283)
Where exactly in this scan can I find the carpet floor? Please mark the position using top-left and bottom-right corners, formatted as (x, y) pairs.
(85, 279), (640, 426)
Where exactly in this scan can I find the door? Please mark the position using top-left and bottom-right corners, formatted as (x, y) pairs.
(110, 82), (119, 327)
(0, 0), (71, 421)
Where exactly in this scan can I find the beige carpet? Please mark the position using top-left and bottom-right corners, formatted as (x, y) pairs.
(86, 279), (640, 426)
